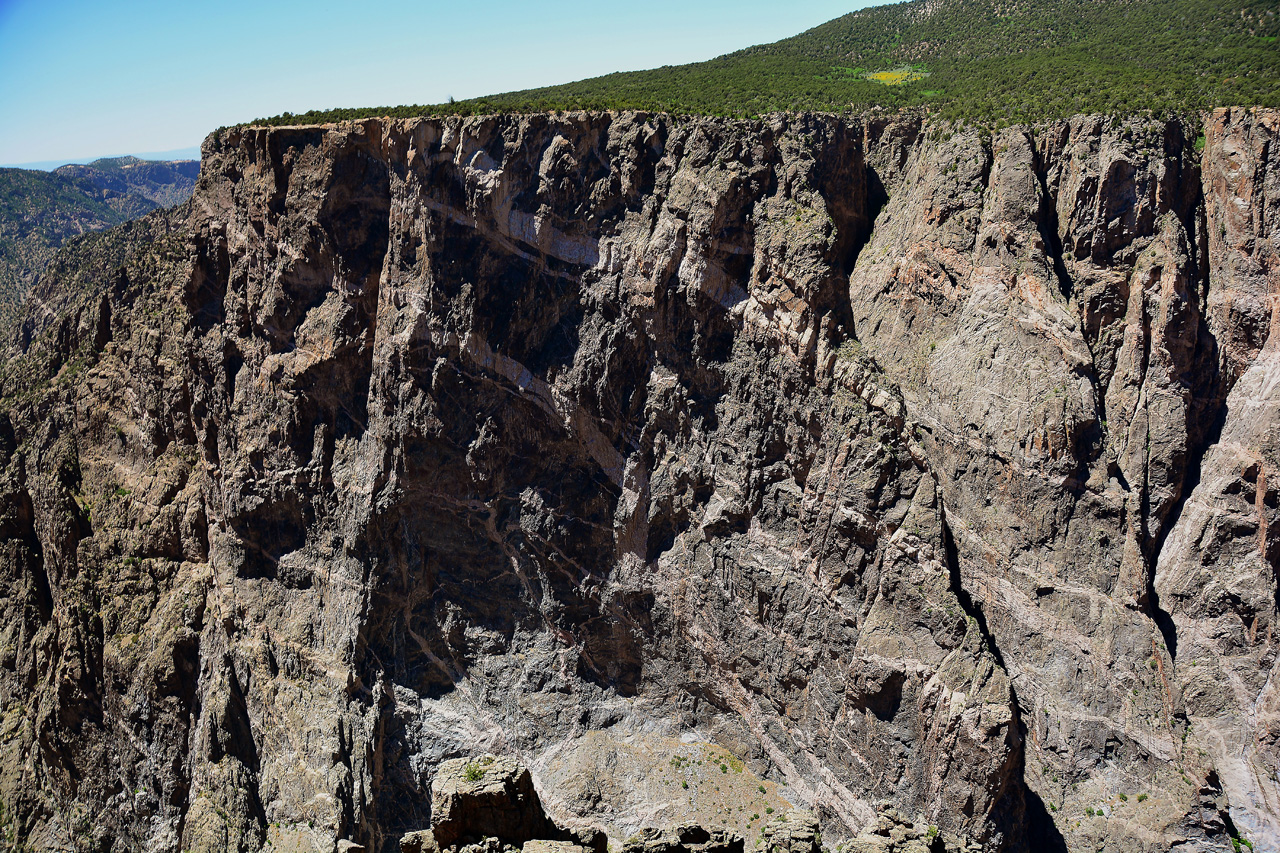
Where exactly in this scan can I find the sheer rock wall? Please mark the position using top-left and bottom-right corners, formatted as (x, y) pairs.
(0, 107), (1275, 853)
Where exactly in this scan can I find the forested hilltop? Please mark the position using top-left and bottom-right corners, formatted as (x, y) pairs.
(252, 0), (1278, 126)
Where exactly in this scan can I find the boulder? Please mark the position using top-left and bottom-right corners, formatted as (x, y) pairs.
(402, 757), (605, 853)
(430, 756), (557, 850)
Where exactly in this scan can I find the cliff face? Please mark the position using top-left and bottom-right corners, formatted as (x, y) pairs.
(851, 108), (1280, 851)
(0, 107), (1275, 853)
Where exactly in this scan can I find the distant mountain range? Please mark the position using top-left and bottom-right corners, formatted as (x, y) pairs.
(0, 156), (199, 323)
(2, 146), (203, 172)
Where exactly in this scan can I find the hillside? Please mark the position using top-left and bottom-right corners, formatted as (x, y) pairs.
(0, 157), (198, 324)
(53, 156), (200, 207)
(253, 0), (1280, 125)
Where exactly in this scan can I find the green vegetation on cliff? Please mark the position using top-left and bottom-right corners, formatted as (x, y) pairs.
(0, 168), (143, 325)
(0, 158), (198, 327)
(252, 0), (1279, 125)
(53, 157), (200, 208)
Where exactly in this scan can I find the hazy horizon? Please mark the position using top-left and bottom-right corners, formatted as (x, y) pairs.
(0, 0), (876, 166)
(1, 145), (202, 171)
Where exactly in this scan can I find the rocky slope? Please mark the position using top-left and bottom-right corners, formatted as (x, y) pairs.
(0, 158), (199, 325)
(0, 106), (1274, 853)
(52, 157), (201, 209)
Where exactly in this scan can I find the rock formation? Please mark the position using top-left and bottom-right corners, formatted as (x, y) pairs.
(398, 756), (603, 853)
(845, 804), (977, 853)
(0, 106), (1274, 853)
(759, 810), (821, 853)
(620, 824), (743, 853)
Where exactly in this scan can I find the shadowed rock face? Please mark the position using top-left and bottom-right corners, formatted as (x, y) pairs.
(0, 107), (1275, 853)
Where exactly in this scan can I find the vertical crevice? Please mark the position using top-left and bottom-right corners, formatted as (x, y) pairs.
(939, 493), (1073, 852)
(1032, 139), (1075, 302)
(939, 494), (1004, 669)
(851, 165), (890, 275)
(1014, 685), (1070, 853)
(1031, 135), (1110, 487)
(1021, 781), (1070, 853)
(1143, 151), (1227, 659)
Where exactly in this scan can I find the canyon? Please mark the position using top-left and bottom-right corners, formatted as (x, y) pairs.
(0, 106), (1275, 853)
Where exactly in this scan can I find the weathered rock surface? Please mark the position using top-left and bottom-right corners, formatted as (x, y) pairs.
(0, 107), (1275, 853)
(759, 809), (820, 853)
(845, 804), (975, 853)
(620, 824), (743, 853)
(846, 107), (1280, 853)
(399, 756), (602, 853)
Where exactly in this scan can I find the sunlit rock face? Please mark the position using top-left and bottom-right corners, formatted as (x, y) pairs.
(0, 107), (1275, 853)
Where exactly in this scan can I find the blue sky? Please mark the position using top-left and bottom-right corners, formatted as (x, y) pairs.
(0, 0), (875, 167)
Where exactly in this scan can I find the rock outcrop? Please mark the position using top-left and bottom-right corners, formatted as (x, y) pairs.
(399, 756), (603, 853)
(759, 810), (821, 853)
(846, 804), (976, 853)
(0, 107), (1275, 853)
(620, 825), (744, 853)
